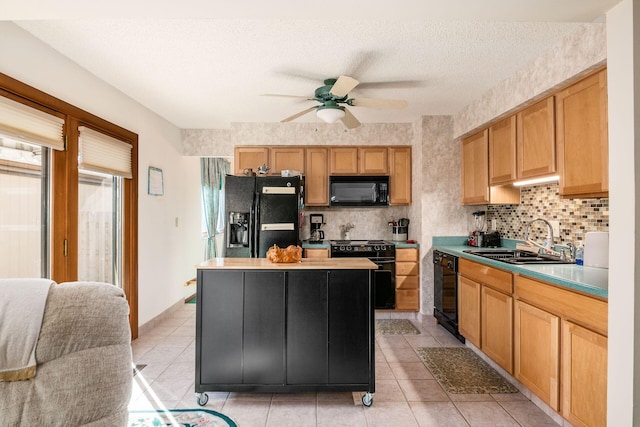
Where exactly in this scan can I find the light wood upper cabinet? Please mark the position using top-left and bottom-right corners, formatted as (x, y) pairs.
(270, 147), (305, 175)
(517, 96), (556, 179)
(461, 130), (490, 205)
(305, 147), (329, 206)
(562, 320), (607, 427)
(329, 147), (358, 174)
(389, 146), (412, 205)
(489, 115), (517, 185)
(234, 146), (269, 175)
(359, 147), (388, 174)
(514, 299), (560, 410)
(556, 69), (608, 198)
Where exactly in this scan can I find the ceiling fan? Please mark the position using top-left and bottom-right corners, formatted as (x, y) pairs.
(263, 75), (408, 129)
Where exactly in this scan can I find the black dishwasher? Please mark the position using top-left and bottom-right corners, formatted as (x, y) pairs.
(433, 250), (464, 343)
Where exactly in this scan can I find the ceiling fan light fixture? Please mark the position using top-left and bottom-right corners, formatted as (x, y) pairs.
(316, 106), (345, 124)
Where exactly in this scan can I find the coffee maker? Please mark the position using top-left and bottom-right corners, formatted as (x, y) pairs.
(309, 214), (325, 243)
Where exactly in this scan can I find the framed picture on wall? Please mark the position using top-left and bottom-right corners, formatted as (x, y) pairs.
(148, 166), (164, 196)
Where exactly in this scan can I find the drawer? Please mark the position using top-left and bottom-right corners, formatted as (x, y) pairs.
(396, 289), (419, 310)
(459, 258), (512, 294)
(396, 275), (419, 289)
(396, 261), (418, 276)
(304, 248), (330, 258)
(396, 248), (419, 262)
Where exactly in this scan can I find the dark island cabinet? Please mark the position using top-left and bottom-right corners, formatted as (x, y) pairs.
(196, 267), (374, 398)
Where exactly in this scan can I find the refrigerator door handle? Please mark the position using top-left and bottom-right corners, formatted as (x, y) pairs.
(261, 223), (295, 231)
(252, 192), (259, 258)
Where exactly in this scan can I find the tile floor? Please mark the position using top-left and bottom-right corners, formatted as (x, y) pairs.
(129, 303), (561, 427)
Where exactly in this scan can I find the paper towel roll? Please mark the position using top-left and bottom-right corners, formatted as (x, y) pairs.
(584, 232), (609, 269)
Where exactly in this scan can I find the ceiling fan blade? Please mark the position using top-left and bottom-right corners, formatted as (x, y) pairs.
(261, 93), (311, 99)
(350, 98), (408, 109)
(341, 108), (361, 129)
(356, 80), (427, 90)
(281, 107), (316, 123)
(330, 75), (360, 98)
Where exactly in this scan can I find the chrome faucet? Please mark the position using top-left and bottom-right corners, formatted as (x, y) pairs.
(524, 218), (554, 253)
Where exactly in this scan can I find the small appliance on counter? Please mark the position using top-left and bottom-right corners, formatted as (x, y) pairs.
(388, 218), (409, 241)
(584, 231), (609, 268)
(467, 210), (486, 247)
(309, 213), (325, 243)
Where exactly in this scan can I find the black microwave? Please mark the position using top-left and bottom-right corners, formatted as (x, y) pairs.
(329, 176), (389, 207)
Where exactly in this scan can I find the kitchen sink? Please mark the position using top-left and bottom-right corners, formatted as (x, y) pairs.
(463, 249), (574, 265)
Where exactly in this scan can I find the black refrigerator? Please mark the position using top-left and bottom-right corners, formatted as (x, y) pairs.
(224, 175), (302, 258)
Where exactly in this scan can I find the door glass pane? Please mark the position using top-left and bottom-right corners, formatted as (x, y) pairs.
(78, 170), (122, 286)
(0, 138), (50, 278)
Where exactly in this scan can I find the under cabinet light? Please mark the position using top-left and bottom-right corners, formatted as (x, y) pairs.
(513, 175), (560, 187)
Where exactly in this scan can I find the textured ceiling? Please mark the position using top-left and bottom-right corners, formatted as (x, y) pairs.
(6, 0), (619, 129)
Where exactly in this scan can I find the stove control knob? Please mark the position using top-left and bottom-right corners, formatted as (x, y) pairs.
(381, 245), (386, 251)
(339, 245), (345, 251)
(346, 245), (352, 251)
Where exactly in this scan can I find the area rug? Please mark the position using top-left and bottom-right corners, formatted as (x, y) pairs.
(128, 409), (237, 427)
(375, 319), (420, 335)
(416, 347), (518, 394)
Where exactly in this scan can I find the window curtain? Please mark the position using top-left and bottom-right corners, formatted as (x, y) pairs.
(201, 158), (230, 260)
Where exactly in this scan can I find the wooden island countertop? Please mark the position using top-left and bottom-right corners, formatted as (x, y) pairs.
(196, 257), (377, 270)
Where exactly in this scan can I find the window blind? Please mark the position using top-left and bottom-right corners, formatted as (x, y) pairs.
(78, 126), (133, 179)
(0, 95), (65, 150)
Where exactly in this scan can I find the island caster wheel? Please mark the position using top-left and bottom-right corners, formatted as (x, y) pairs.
(196, 392), (209, 406)
(362, 392), (374, 407)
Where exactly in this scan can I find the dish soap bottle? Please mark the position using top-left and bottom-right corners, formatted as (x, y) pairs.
(575, 244), (584, 266)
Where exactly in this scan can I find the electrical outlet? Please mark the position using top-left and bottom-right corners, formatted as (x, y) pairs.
(491, 219), (497, 231)
(550, 220), (560, 236)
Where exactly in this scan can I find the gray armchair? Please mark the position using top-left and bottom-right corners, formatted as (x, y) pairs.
(0, 281), (132, 426)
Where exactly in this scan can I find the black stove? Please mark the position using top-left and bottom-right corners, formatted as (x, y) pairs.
(330, 240), (396, 309)
(330, 240), (395, 257)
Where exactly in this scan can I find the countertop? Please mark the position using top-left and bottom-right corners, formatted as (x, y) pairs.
(433, 236), (608, 299)
(196, 257), (377, 270)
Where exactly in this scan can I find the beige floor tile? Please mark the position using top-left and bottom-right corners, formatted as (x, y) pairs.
(148, 377), (193, 402)
(389, 361), (434, 380)
(375, 362), (395, 380)
(499, 400), (559, 427)
(222, 399), (270, 426)
(317, 400), (368, 427)
(271, 392), (317, 402)
(491, 392), (529, 402)
(156, 361), (195, 381)
(227, 392), (273, 401)
(397, 379), (450, 402)
(380, 346), (422, 363)
(409, 401), (471, 427)
(266, 400), (317, 427)
(134, 362), (169, 381)
(362, 401), (419, 427)
(373, 379), (407, 402)
(446, 392), (495, 402)
(404, 334), (443, 349)
(137, 344), (189, 364)
(376, 335), (412, 349)
(455, 401), (520, 426)
(317, 391), (356, 402)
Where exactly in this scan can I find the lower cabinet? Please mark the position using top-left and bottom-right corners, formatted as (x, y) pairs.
(481, 286), (513, 373)
(514, 299), (560, 410)
(457, 275), (481, 348)
(197, 268), (374, 393)
(458, 258), (513, 374)
(395, 248), (420, 311)
(562, 320), (607, 427)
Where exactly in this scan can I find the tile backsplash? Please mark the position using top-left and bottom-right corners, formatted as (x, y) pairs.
(487, 182), (608, 244)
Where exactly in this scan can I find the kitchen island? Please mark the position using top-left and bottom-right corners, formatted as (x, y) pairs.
(194, 257), (378, 407)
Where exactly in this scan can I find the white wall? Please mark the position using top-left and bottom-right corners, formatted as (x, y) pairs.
(0, 22), (203, 327)
(606, 1), (639, 424)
